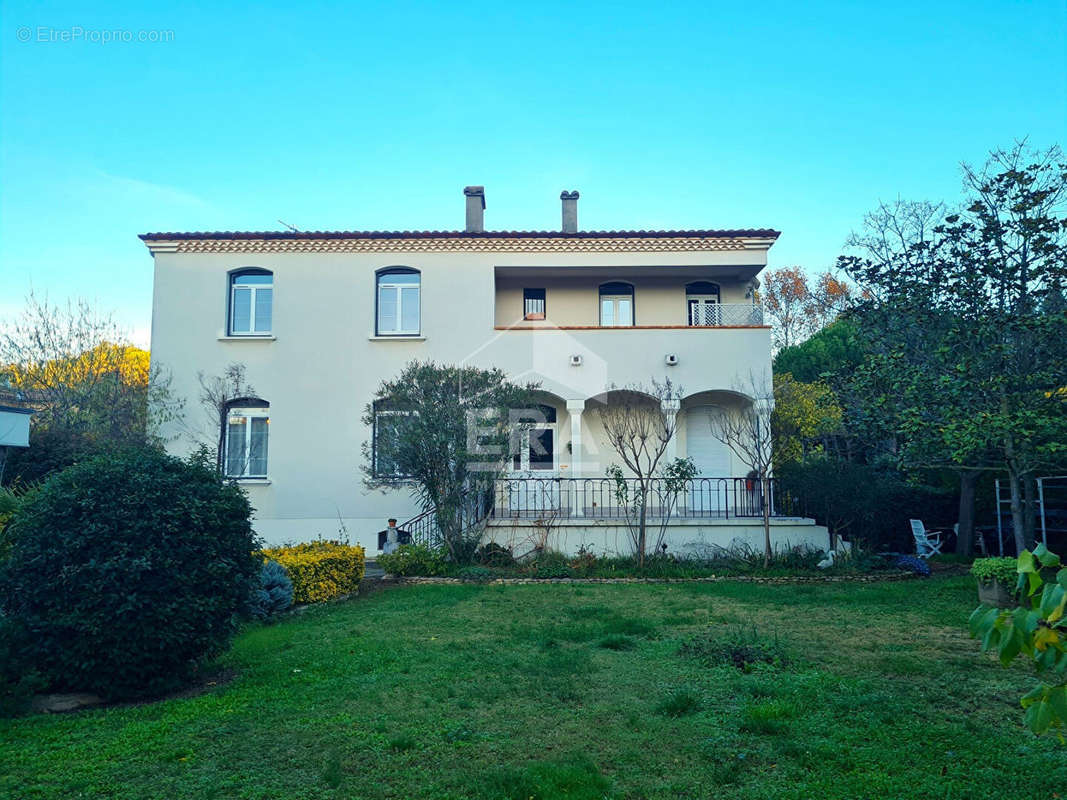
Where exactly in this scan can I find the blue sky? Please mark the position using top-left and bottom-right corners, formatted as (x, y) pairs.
(1, 0), (1064, 345)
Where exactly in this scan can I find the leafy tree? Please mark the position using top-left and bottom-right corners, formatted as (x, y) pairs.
(0, 293), (183, 484)
(771, 373), (842, 466)
(773, 318), (865, 384)
(842, 144), (1067, 554)
(761, 267), (856, 351)
(362, 361), (539, 563)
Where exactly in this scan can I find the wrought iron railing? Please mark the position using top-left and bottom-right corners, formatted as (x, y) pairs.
(688, 303), (764, 327)
(398, 489), (495, 548)
(490, 476), (793, 521)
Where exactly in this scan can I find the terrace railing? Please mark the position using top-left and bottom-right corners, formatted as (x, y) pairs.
(688, 303), (764, 327)
(490, 476), (792, 521)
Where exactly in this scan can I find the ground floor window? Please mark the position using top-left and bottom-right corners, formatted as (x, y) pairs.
(373, 410), (414, 477)
(225, 407), (269, 478)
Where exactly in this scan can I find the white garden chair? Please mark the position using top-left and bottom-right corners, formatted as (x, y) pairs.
(910, 519), (944, 559)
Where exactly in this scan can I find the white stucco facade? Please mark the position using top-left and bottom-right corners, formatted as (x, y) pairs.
(146, 193), (828, 555)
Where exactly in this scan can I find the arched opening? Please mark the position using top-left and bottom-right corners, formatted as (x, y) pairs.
(228, 268), (273, 336)
(686, 281), (720, 326)
(223, 397), (270, 478)
(599, 281), (634, 326)
(376, 267), (421, 336)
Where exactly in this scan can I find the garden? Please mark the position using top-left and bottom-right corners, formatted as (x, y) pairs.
(1, 447), (1065, 798)
(3, 575), (1066, 799)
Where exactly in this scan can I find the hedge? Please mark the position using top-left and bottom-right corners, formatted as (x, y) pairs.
(262, 540), (365, 604)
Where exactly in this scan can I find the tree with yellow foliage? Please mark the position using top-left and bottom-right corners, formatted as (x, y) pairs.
(771, 372), (843, 467)
(0, 293), (181, 484)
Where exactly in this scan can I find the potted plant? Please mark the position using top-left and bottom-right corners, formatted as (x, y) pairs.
(970, 557), (1020, 607)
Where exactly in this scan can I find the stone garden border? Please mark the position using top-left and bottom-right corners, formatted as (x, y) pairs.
(390, 572), (920, 585)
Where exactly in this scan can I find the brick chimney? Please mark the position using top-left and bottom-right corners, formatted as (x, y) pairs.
(464, 186), (485, 233)
(561, 190), (579, 233)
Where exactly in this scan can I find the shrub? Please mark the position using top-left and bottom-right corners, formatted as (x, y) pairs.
(263, 541), (365, 604)
(521, 550), (572, 579)
(568, 545), (598, 575)
(249, 560), (294, 620)
(894, 555), (931, 576)
(0, 448), (259, 699)
(456, 565), (493, 582)
(475, 542), (515, 567)
(971, 557), (1018, 586)
(777, 459), (957, 551)
(376, 543), (446, 577)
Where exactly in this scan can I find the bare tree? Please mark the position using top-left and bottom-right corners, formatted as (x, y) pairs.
(0, 293), (184, 484)
(597, 378), (683, 566)
(707, 371), (776, 567)
(197, 363), (256, 474)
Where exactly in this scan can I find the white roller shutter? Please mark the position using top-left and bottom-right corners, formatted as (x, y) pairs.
(685, 406), (732, 477)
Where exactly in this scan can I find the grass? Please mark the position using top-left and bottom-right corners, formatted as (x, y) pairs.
(3, 576), (1065, 799)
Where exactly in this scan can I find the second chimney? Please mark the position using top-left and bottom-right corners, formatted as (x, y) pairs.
(561, 190), (579, 233)
(464, 186), (486, 233)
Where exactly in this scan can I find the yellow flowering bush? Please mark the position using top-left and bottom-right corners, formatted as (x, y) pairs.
(261, 540), (365, 604)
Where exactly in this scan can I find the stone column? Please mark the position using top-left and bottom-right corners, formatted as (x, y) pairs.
(566, 399), (585, 517)
(662, 399), (681, 464)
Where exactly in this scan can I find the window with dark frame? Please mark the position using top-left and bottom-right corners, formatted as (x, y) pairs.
(523, 288), (546, 320)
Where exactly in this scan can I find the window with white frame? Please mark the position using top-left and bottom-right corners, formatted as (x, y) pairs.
(686, 281), (721, 326)
(599, 282), (634, 327)
(376, 268), (421, 336)
(224, 403), (269, 478)
(373, 409), (414, 477)
(511, 404), (557, 471)
(229, 269), (273, 336)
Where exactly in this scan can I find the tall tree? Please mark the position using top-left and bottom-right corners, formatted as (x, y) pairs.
(842, 143), (1067, 554)
(362, 361), (539, 563)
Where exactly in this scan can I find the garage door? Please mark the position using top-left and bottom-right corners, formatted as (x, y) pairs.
(685, 406), (731, 477)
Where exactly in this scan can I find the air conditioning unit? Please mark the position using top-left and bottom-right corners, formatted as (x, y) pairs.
(665, 354), (679, 366)
(570, 354), (583, 367)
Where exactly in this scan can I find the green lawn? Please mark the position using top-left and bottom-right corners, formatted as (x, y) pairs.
(3, 577), (1065, 799)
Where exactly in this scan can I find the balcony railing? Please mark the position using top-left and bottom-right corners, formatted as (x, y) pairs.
(689, 303), (764, 327)
(490, 476), (793, 521)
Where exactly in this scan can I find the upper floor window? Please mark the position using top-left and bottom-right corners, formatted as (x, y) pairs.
(599, 282), (634, 327)
(523, 288), (546, 320)
(377, 268), (421, 336)
(686, 281), (721, 326)
(224, 399), (269, 478)
(229, 269), (273, 336)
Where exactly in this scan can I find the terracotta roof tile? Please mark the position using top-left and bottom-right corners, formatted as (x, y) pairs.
(139, 228), (780, 242)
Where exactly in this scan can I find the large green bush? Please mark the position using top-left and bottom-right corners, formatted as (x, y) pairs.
(777, 459), (957, 551)
(0, 448), (260, 699)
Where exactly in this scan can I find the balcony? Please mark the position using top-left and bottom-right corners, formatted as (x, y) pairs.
(494, 267), (766, 330)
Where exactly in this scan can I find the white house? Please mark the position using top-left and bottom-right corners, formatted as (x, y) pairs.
(144, 187), (827, 555)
